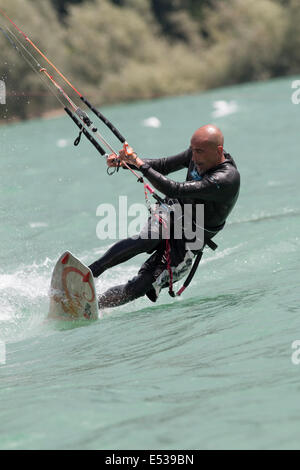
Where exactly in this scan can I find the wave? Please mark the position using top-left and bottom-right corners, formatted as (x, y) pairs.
(229, 208), (300, 226)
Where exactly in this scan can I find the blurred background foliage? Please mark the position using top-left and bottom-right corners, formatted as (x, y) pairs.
(0, 0), (299, 120)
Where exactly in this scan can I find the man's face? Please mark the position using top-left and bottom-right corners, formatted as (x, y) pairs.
(190, 134), (223, 174)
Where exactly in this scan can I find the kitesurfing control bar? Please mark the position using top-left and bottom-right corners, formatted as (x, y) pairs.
(80, 96), (126, 144)
(64, 107), (107, 156)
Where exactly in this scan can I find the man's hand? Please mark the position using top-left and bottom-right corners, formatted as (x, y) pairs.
(106, 149), (144, 169)
(118, 148), (144, 169)
(106, 154), (120, 167)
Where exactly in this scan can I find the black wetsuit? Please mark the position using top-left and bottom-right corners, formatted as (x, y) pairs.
(89, 149), (240, 308)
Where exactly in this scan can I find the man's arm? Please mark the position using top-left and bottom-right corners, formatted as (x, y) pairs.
(139, 164), (240, 202)
(141, 149), (191, 175)
(108, 148), (191, 174)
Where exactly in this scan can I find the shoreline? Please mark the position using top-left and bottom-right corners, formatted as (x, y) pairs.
(0, 107), (66, 126)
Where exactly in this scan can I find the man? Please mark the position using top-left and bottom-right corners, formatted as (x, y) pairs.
(89, 124), (240, 309)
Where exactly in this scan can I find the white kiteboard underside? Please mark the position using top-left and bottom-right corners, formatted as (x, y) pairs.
(48, 251), (99, 320)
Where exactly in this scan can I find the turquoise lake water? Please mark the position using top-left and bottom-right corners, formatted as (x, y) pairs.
(0, 77), (300, 449)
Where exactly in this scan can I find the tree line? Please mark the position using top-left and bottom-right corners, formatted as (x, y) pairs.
(0, 0), (299, 121)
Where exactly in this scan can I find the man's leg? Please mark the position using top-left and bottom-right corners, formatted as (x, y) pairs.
(91, 213), (168, 308)
(89, 236), (161, 278)
(98, 269), (155, 309)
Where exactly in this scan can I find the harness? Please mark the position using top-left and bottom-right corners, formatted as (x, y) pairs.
(143, 183), (219, 297)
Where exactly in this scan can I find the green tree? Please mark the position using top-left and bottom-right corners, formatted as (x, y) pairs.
(200, 0), (288, 87)
(50, 0), (85, 16)
(64, 0), (205, 102)
(0, 0), (67, 120)
(279, 0), (300, 74)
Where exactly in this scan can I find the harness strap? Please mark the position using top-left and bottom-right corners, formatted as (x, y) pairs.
(176, 250), (204, 296)
(205, 238), (218, 251)
(173, 238), (218, 297)
(164, 239), (174, 297)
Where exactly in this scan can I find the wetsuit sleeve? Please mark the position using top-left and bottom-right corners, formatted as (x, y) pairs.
(140, 164), (240, 202)
(124, 149), (191, 174)
(141, 149), (191, 175)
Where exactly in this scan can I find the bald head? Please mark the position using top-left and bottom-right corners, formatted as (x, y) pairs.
(190, 125), (225, 174)
(192, 125), (224, 147)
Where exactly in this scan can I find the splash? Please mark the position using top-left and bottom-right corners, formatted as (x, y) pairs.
(0, 258), (55, 343)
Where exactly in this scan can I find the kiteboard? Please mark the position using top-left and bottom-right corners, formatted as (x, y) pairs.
(48, 251), (99, 320)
